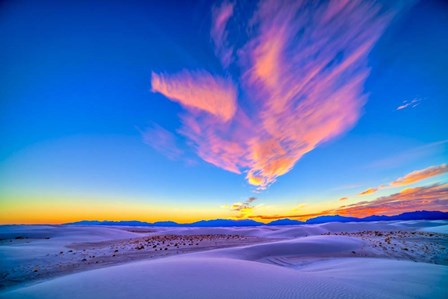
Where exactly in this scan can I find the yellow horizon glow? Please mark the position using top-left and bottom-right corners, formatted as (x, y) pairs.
(0, 194), (232, 225)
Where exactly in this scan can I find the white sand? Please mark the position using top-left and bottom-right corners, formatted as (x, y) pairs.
(1, 220), (447, 298)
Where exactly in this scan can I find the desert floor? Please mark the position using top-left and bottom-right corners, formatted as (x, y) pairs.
(1, 220), (447, 298)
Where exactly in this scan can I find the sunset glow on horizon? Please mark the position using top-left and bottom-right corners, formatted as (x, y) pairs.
(1, 0), (447, 224)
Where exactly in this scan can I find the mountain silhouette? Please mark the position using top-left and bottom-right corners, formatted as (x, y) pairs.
(267, 219), (304, 225)
(66, 210), (448, 227)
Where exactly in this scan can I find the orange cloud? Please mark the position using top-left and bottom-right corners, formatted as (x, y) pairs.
(391, 164), (447, 186)
(251, 184), (448, 220)
(339, 197), (348, 201)
(336, 184), (448, 218)
(358, 164), (447, 196)
(250, 212), (326, 221)
(151, 0), (402, 190)
(228, 197), (257, 219)
(359, 187), (379, 196)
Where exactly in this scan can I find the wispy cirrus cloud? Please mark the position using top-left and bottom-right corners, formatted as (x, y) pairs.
(359, 188), (379, 196)
(143, 125), (183, 160)
(223, 197), (258, 219)
(151, 71), (237, 122)
(251, 184), (448, 220)
(151, 0), (404, 190)
(292, 203), (307, 211)
(210, 0), (234, 67)
(391, 164), (447, 186)
(336, 184), (448, 218)
(397, 98), (421, 110)
(367, 139), (448, 169)
(359, 164), (447, 196)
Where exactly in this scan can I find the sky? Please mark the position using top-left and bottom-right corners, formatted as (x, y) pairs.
(0, 0), (447, 224)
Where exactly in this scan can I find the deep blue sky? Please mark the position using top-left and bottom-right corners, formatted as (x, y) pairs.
(1, 0), (447, 223)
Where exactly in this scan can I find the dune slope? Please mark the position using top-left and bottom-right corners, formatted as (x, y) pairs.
(1, 221), (447, 299)
(1, 256), (446, 299)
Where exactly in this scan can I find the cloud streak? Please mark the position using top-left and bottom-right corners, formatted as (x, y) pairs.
(151, 0), (402, 190)
(359, 188), (378, 196)
(251, 184), (448, 220)
(397, 98), (421, 110)
(211, 1), (234, 67)
(359, 164), (447, 196)
(225, 197), (258, 219)
(337, 184), (448, 218)
(391, 164), (447, 186)
(143, 125), (183, 160)
(151, 71), (237, 122)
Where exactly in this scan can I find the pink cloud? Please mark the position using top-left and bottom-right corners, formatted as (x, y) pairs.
(151, 0), (402, 190)
(358, 164), (447, 196)
(151, 71), (237, 122)
(143, 125), (183, 160)
(337, 184), (448, 217)
(211, 1), (234, 67)
(251, 184), (448, 220)
(391, 164), (447, 186)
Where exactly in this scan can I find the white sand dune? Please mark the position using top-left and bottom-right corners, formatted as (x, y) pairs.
(1, 256), (446, 299)
(420, 225), (448, 234)
(0, 225), (145, 271)
(1, 220), (447, 299)
(198, 235), (364, 261)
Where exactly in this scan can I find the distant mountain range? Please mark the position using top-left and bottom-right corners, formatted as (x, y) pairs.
(65, 210), (448, 227)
